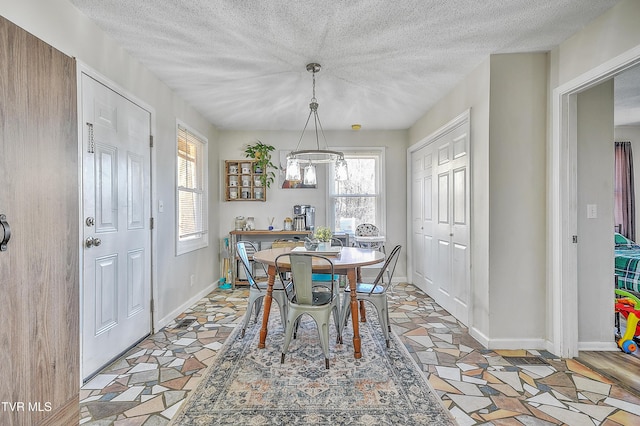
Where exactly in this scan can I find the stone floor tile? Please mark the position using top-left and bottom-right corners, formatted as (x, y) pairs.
(572, 375), (612, 396)
(78, 283), (640, 425)
(534, 404), (593, 425)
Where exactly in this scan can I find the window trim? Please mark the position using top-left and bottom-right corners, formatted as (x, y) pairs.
(327, 147), (386, 235)
(176, 120), (209, 255)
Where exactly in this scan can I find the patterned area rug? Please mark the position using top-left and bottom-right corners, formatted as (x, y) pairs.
(171, 305), (454, 425)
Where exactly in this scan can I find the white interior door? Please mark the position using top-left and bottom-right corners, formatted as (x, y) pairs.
(411, 117), (470, 325)
(411, 144), (434, 293)
(81, 74), (152, 380)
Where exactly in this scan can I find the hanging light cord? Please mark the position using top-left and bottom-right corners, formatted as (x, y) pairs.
(292, 67), (329, 153)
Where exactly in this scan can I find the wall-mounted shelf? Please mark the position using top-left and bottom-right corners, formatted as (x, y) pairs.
(224, 160), (266, 201)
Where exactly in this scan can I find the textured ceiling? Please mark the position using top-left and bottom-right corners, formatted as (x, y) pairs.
(615, 67), (640, 127)
(69, 0), (623, 131)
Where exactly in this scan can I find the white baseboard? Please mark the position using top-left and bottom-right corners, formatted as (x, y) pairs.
(154, 282), (217, 331)
(470, 327), (548, 350)
(470, 327), (489, 348)
(577, 341), (619, 351)
(484, 338), (548, 350)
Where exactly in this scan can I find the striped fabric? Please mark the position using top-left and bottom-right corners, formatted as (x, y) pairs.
(615, 245), (640, 293)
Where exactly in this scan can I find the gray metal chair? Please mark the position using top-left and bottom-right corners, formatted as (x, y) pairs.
(311, 237), (344, 286)
(340, 245), (401, 348)
(276, 252), (343, 369)
(236, 241), (289, 338)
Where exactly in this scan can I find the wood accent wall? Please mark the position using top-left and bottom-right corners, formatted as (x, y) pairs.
(0, 16), (79, 425)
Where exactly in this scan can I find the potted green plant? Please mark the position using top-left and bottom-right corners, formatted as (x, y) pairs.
(314, 226), (333, 251)
(244, 140), (276, 188)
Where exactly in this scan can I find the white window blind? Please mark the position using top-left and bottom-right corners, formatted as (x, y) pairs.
(176, 122), (208, 254)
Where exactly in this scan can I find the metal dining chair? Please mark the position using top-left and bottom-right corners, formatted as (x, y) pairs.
(340, 245), (402, 348)
(236, 241), (290, 338)
(311, 237), (344, 286)
(276, 252), (343, 369)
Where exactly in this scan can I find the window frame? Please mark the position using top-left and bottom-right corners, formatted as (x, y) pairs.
(327, 147), (386, 236)
(176, 120), (209, 255)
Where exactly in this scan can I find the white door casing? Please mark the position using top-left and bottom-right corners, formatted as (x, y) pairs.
(551, 45), (640, 358)
(81, 73), (152, 379)
(409, 112), (470, 326)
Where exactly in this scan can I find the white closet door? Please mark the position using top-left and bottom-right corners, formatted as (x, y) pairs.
(411, 117), (470, 325)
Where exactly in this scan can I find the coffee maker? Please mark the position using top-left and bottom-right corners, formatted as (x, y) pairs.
(293, 205), (315, 231)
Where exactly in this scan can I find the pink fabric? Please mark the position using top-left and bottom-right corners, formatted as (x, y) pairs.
(614, 141), (635, 241)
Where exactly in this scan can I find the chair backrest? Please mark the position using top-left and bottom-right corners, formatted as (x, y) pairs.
(236, 241), (260, 289)
(355, 223), (379, 237)
(275, 253), (335, 305)
(370, 245), (402, 293)
(330, 237), (344, 247)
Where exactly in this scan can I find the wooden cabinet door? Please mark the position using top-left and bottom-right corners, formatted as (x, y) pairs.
(0, 16), (79, 425)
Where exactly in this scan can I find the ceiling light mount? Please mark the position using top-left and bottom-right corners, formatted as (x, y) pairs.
(285, 63), (348, 183)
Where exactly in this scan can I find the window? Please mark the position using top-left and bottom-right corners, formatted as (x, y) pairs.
(328, 148), (385, 236)
(176, 122), (208, 255)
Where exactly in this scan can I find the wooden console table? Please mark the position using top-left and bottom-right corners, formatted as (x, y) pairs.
(228, 230), (311, 286)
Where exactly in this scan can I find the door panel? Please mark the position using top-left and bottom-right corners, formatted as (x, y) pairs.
(95, 255), (118, 334)
(411, 145), (433, 291)
(128, 249), (145, 316)
(412, 175), (425, 282)
(128, 153), (145, 228)
(453, 168), (466, 224)
(0, 16), (79, 424)
(96, 145), (119, 232)
(82, 74), (152, 380)
(410, 117), (470, 325)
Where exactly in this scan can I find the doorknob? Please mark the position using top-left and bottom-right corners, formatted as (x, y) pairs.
(0, 214), (10, 252)
(85, 237), (102, 248)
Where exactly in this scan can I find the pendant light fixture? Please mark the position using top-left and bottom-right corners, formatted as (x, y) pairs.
(285, 63), (348, 185)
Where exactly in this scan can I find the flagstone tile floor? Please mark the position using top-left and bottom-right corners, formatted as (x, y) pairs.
(80, 283), (640, 425)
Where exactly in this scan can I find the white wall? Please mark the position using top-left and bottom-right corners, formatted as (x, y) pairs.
(556, 0), (640, 86)
(0, 0), (221, 329)
(548, 0), (640, 353)
(614, 125), (640, 238)
(217, 129), (409, 279)
(487, 53), (548, 342)
(409, 59), (492, 340)
(409, 53), (548, 348)
(576, 81), (615, 348)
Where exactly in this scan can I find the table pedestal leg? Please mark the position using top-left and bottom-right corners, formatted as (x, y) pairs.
(347, 268), (362, 359)
(258, 265), (276, 349)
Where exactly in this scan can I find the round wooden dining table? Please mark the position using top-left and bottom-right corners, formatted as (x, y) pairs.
(253, 246), (385, 359)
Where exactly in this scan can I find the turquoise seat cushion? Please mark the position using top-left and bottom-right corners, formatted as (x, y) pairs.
(312, 273), (340, 281)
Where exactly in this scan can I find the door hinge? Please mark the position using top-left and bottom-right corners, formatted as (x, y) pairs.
(572, 235), (578, 243)
(150, 217), (154, 230)
(86, 122), (95, 153)
(150, 135), (154, 148)
(150, 298), (154, 312)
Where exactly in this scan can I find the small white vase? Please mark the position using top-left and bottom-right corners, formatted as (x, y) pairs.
(317, 241), (331, 251)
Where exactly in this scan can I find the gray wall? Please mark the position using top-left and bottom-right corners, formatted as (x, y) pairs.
(217, 129), (409, 281)
(409, 53), (548, 348)
(548, 0), (640, 350)
(0, 0), (221, 329)
(5, 0), (640, 354)
(409, 59), (493, 342)
(488, 53), (548, 342)
(576, 81), (615, 347)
